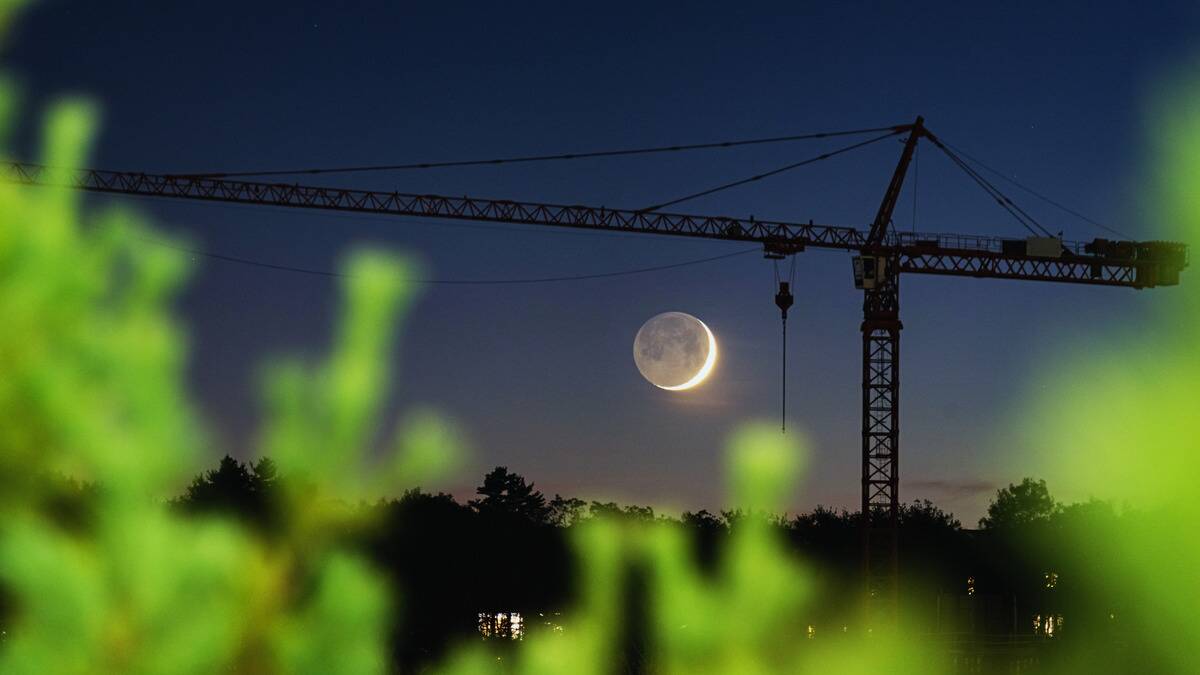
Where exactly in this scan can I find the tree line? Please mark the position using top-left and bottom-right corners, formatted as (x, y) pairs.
(158, 456), (1140, 668)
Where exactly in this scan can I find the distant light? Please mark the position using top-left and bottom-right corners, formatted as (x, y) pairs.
(477, 611), (525, 640)
(1033, 613), (1064, 638)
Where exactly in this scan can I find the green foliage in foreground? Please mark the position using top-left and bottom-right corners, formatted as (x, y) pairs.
(0, 94), (462, 673)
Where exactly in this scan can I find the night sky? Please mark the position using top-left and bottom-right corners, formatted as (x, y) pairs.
(7, 1), (1196, 523)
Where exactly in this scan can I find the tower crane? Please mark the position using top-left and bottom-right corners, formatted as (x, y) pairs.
(4, 118), (1188, 619)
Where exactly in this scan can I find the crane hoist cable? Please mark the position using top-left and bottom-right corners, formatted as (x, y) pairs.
(772, 256), (797, 432)
(167, 124), (907, 179)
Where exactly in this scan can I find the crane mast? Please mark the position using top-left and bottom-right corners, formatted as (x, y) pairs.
(2, 123), (1188, 624)
(860, 117), (925, 618)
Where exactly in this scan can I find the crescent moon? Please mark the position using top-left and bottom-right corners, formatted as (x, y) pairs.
(657, 318), (718, 391)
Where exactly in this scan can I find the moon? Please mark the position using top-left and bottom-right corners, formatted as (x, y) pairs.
(632, 312), (718, 391)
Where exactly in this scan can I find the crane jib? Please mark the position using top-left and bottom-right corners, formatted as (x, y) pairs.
(1, 161), (1187, 290)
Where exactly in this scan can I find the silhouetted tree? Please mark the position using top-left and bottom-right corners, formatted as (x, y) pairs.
(548, 494), (587, 526)
(682, 509), (727, 569)
(469, 466), (551, 523)
(1044, 498), (1143, 640)
(588, 501), (656, 522)
(897, 499), (969, 608)
(175, 455), (278, 528)
(681, 509), (725, 532)
(163, 458), (1127, 664)
(979, 477), (1059, 530)
(787, 506), (859, 609)
(365, 488), (480, 667)
(720, 507), (788, 530)
(622, 504), (656, 521)
(1052, 497), (1117, 532)
(971, 478), (1068, 628)
(790, 505), (857, 536)
(900, 498), (962, 530)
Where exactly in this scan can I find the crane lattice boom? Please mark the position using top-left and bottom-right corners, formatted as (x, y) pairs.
(1, 161), (1186, 289)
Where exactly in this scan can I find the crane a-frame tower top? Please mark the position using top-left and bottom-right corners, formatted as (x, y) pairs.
(3, 118), (1188, 620)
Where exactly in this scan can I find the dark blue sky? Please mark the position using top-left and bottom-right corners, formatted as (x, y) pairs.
(8, 1), (1196, 522)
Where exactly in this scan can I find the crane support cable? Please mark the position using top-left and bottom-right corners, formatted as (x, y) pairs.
(638, 129), (905, 212)
(941, 140), (1134, 240)
(141, 237), (760, 283)
(932, 139), (1046, 236)
(167, 124), (910, 179)
(910, 141), (919, 232)
(926, 134), (1053, 238)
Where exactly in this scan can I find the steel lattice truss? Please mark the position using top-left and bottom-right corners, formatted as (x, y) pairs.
(2, 162), (864, 247)
(862, 329), (899, 512)
(860, 302), (902, 612)
(2, 162), (1187, 290)
(899, 247), (1161, 286)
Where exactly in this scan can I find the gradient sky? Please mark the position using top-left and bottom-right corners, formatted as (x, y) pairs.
(7, 1), (1196, 524)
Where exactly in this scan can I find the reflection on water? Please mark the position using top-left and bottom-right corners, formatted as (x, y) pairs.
(478, 611), (566, 640)
(478, 612), (523, 640)
(1032, 613), (1063, 637)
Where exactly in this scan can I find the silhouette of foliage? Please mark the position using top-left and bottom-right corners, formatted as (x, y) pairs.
(164, 452), (1160, 672)
(979, 477), (1060, 530)
(470, 466), (551, 523)
(547, 494), (588, 527)
(175, 455), (279, 529)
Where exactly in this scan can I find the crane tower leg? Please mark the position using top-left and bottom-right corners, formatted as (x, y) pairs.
(861, 270), (901, 624)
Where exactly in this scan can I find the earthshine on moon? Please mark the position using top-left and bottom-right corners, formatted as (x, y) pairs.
(632, 312), (717, 391)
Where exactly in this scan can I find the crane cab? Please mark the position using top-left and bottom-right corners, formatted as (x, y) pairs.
(852, 255), (887, 290)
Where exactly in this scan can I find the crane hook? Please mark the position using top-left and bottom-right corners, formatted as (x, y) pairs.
(775, 281), (794, 320)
